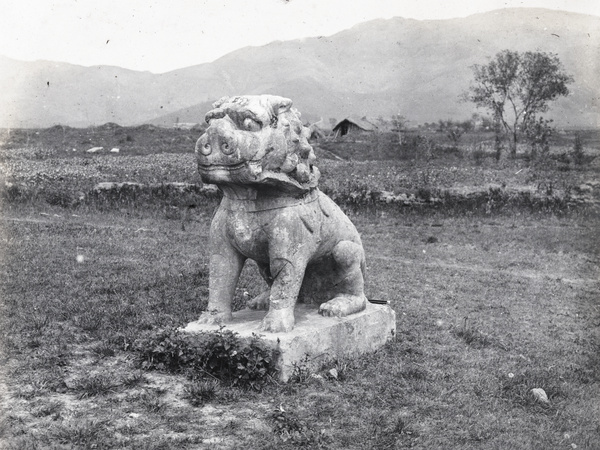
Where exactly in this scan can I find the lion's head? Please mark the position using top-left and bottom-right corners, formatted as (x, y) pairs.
(195, 95), (320, 195)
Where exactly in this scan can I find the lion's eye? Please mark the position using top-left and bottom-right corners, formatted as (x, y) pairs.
(243, 118), (261, 132)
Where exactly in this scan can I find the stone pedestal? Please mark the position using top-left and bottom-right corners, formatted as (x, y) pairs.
(182, 303), (396, 381)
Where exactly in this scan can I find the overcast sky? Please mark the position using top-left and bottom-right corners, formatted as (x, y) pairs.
(1, 0), (598, 73)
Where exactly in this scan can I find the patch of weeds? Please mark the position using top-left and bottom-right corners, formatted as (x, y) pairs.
(288, 354), (312, 383)
(417, 187), (433, 202)
(399, 364), (429, 380)
(324, 358), (352, 382)
(4, 436), (46, 450)
(29, 312), (51, 333)
(24, 336), (42, 349)
(14, 384), (42, 401)
(11, 369), (65, 399)
(121, 371), (146, 388)
(500, 369), (566, 413)
(71, 372), (118, 399)
(108, 329), (140, 352)
(31, 400), (63, 419)
(184, 379), (221, 407)
(37, 368), (69, 394)
(572, 351), (600, 385)
(365, 411), (418, 447)
(51, 418), (114, 448)
(393, 416), (416, 436)
(270, 406), (325, 446)
(133, 327), (279, 389)
(91, 340), (116, 358)
(473, 148), (487, 165)
(75, 310), (104, 332)
(400, 345), (423, 357)
(137, 389), (165, 413)
(453, 317), (502, 349)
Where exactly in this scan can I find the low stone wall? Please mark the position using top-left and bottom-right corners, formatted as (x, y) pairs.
(324, 182), (599, 213)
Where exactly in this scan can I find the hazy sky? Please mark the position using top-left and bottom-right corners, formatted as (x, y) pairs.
(1, 0), (599, 73)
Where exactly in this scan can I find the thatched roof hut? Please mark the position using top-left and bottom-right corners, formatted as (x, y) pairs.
(332, 116), (378, 137)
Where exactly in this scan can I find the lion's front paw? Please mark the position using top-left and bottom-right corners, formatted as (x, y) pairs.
(196, 310), (233, 325)
(247, 290), (270, 310)
(260, 308), (295, 333)
(319, 295), (367, 318)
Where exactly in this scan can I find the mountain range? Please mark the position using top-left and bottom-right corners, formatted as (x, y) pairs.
(1, 8), (598, 129)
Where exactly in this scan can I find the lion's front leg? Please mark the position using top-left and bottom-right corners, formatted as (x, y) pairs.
(259, 209), (317, 333)
(197, 214), (246, 325)
(197, 251), (245, 325)
(260, 256), (307, 333)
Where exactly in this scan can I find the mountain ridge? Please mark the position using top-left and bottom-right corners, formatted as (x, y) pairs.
(1, 8), (598, 128)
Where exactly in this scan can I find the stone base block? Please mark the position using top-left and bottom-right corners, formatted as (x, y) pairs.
(182, 303), (396, 381)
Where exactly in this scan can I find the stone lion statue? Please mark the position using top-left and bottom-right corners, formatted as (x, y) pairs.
(195, 95), (367, 332)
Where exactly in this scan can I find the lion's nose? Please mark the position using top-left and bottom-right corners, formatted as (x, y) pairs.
(196, 130), (237, 157)
(196, 134), (212, 155)
(219, 136), (234, 155)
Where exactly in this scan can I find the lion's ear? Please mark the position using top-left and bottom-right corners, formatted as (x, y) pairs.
(212, 96), (230, 109)
(266, 96), (293, 115)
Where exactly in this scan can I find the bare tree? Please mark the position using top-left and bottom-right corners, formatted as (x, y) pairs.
(463, 50), (573, 156)
(391, 114), (409, 144)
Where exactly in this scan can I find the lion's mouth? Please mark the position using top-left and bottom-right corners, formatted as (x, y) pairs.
(198, 160), (264, 177)
(198, 161), (248, 172)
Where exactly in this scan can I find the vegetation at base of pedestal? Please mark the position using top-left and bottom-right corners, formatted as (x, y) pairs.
(133, 327), (278, 390)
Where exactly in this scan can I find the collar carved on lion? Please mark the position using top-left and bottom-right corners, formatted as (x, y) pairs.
(195, 95), (320, 196)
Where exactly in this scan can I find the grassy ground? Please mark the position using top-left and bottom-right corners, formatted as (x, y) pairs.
(0, 125), (599, 448)
(0, 206), (598, 449)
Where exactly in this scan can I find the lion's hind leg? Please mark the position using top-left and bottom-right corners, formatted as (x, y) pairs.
(318, 240), (367, 318)
(247, 263), (272, 310)
(247, 290), (270, 310)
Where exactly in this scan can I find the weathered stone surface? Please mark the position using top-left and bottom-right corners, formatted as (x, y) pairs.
(194, 95), (370, 333)
(183, 303), (397, 381)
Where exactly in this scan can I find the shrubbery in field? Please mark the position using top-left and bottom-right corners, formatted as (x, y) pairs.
(524, 117), (554, 161)
(573, 134), (584, 164)
(0, 125), (597, 215)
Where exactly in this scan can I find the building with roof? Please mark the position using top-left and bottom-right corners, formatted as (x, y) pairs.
(332, 116), (379, 137)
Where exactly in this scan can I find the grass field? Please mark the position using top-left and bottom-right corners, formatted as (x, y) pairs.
(1, 208), (598, 449)
(0, 126), (599, 449)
